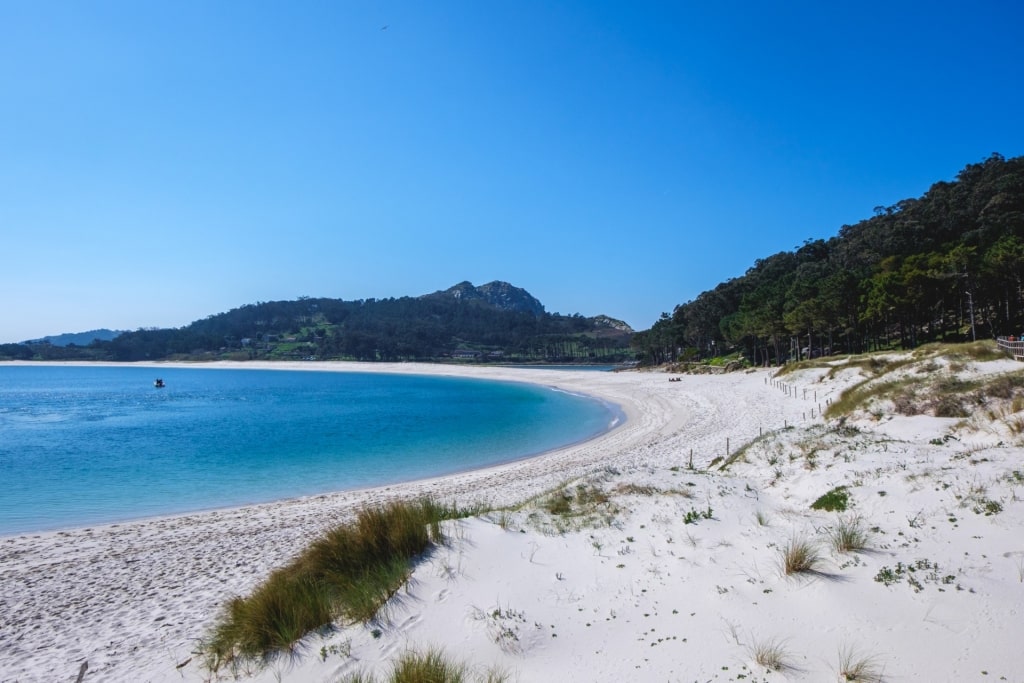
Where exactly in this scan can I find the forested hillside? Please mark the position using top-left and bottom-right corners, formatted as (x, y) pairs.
(632, 154), (1024, 365)
(2, 281), (633, 363)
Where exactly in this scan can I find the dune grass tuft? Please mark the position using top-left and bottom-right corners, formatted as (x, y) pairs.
(203, 499), (469, 672)
(779, 536), (824, 576)
(837, 644), (885, 682)
(749, 636), (793, 672)
(337, 648), (509, 683)
(827, 515), (871, 553)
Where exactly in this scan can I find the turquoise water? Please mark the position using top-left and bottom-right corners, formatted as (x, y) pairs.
(0, 365), (618, 535)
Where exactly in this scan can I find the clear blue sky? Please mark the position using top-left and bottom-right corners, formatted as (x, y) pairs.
(2, 1), (1022, 343)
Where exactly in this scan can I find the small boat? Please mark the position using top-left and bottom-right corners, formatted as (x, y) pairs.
(154, 378), (165, 388)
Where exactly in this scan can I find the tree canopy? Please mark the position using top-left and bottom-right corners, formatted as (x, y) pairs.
(632, 154), (1024, 365)
(2, 283), (633, 364)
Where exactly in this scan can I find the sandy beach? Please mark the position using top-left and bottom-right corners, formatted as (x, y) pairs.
(2, 358), (1022, 682)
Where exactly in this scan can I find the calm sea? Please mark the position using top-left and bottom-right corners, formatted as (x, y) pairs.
(0, 365), (618, 535)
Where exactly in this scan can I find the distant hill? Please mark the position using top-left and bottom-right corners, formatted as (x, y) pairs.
(3, 282), (633, 364)
(421, 281), (546, 316)
(25, 329), (125, 347)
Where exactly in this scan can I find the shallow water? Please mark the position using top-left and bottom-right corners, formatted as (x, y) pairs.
(0, 365), (616, 534)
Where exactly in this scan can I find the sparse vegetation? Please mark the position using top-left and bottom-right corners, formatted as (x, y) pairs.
(203, 499), (469, 672)
(973, 498), (1003, 516)
(533, 482), (620, 533)
(474, 604), (531, 654)
(827, 515), (871, 553)
(683, 505), (714, 525)
(873, 559), (957, 592)
(811, 486), (850, 512)
(823, 346), (1024, 421)
(749, 636), (793, 672)
(837, 644), (885, 682)
(336, 648), (509, 683)
(614, 483), (694, 498)
(779, 537), (824, 576)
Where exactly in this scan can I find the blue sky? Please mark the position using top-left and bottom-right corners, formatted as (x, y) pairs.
(2, 1), (1022, 343)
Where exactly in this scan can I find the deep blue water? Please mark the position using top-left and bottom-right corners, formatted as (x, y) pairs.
(0, 365), (618, 535)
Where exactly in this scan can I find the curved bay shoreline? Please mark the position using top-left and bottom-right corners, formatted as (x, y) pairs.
(0, 361), (873, 681)
(0, 361), (623, 536)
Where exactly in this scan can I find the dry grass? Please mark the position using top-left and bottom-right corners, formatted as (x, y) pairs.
(749, 636), (794, 672)
(837, 644), (885, 682)
(779, 536), (825, 576)
(1006, 415), (1024, 435)
(825, 344), (1020, 420)
(529, 481), (621, 534)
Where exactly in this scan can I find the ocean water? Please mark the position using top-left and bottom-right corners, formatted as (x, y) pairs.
(0, 365), (618, 535)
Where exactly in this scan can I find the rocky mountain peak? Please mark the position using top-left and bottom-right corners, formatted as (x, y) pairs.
(424, 281), (546, 316)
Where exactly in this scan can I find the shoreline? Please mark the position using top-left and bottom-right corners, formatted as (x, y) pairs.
(4, 362), (709, 682)
(7, 357), (1018, 682)
(4, 361), (798, 681)
(0, 360), (629, 538)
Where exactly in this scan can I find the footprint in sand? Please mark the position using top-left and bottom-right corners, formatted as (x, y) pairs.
(398, 613), (422, 632)
(379, 639), (400, 657)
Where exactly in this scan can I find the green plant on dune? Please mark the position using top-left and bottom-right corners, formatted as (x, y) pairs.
(826, 515), (871, 553)
(203, 499), (473, 673)
(336, 648), (509, 683)
(811, 486), (850, 512)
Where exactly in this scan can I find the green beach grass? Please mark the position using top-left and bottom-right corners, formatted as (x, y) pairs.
(203, 498), (474, 672)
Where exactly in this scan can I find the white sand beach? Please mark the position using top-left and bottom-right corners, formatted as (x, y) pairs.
(2, 357), (1022, 682)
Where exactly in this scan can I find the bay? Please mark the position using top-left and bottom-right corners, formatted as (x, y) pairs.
(0, 365), (617, 535)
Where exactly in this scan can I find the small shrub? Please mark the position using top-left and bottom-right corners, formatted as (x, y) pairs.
(545, 492), (573, 515)
(811, 486), (850, 512)
(873, 558), (955, 592)
(574, 484), (610, 506)
(891, 389), (919, 415)
(936, 374), (967, 393)
(683, 505), (714, 525)
(972, 498), (1003, 516)
(932, 394), (969, 418)
(986, 373), (1024, 399)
